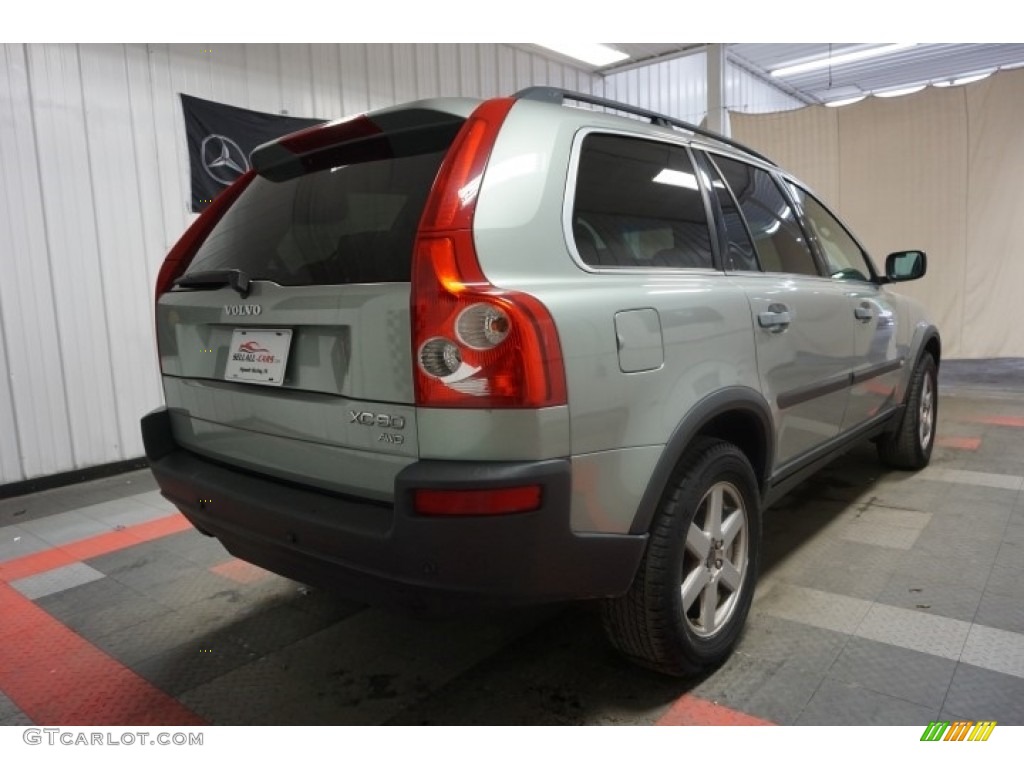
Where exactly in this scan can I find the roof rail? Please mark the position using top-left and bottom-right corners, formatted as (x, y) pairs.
(514, 86), (776, 166)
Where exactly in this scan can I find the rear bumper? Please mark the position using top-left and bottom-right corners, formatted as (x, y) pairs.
(141, 407), (646, 610)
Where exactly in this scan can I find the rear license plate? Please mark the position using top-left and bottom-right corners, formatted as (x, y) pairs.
(224, 329), (293, 386)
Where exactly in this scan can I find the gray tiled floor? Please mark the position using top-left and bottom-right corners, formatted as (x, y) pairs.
(996, 539), (1024, 570)
(151, 529), (235, 568)
(0, 525), (50, 563)
(1, 381), (1024, 726)
(35, 576), (176, 641)
(0, 471), (159, 527)
(985, 563), (1024, 598)
(18, 510), (113, 547)
(974, 590), (1024, 634)
(87, 544), (202, 592)
(796, 677), (939, 726)
(10, 561), (105, 599)
(827, 637), (957, 709)
(856, 602), (971, 660)
(77, 497), (172, 529)
(960, 624), (1024, 679)
(0, 690), (29, 726)
(875, 575), (984, 624)
(785, 537), (904, 601)
(942, 663), (1024, 723)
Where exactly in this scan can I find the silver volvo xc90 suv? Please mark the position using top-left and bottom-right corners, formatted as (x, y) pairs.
(142, 87), (939, 676)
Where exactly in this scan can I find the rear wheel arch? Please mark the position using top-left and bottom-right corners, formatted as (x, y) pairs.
(629, 388), (773, 536)
(604, 436), (762, 675)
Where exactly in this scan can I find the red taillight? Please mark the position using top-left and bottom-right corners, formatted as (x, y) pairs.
(411, 99), (567, 409)
(154, 170), (256, 306)
(414, 486), (542, 516)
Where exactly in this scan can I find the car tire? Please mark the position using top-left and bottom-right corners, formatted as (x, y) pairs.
(877, 353), (937, 470)
(601, 437), (761, 677)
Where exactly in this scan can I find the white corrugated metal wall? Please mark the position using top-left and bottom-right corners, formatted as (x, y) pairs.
(0, 43), (796, 486)
(725, 61), (806, 114)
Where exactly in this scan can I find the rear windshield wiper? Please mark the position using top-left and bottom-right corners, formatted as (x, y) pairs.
(174, 269), (251, 298)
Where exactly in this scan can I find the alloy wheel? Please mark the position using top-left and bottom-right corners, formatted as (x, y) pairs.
(680, 481), (749, 638)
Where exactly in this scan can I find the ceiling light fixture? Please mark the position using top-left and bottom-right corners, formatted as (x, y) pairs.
(953, 72), (992, 85)
(824, 95), (866, 108)
(874, 84), (926, 98)
(934, 71), (994, 87)
(534, 43), (629, 68)
(652, 169), (698, 189)
(771, 43), (917, 78)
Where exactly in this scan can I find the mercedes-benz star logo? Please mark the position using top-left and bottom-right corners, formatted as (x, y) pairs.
(201, 134), (250, 186)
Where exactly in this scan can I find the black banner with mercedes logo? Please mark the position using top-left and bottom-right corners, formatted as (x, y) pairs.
(181, 94), (325, 212)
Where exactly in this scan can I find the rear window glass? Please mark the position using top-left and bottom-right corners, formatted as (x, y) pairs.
(571, 134), (713, 270)
(184, 131), (457, 286)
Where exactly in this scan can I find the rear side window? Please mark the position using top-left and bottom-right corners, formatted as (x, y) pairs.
(184, 130), (458, 286)
(572, 134), (713, 270)
(693, 150), (759, 272)
(711, 155), (819, 277)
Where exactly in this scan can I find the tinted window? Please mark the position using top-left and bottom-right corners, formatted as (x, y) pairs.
(789, 185), (874, 281)
(184, 131), (456, 286)
(693, 151), (759, 271)
(572, 134), (713, 270)
(712, 155), (819, 277)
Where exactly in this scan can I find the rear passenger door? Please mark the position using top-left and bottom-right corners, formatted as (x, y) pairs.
(698, 151), (854, 467)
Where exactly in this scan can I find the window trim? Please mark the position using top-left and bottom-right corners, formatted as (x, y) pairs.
(562, 127), (723, 276)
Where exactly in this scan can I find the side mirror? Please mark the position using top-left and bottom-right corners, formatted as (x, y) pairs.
(884, 250), (927, 283)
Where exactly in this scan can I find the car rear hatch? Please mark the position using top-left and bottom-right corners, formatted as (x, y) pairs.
(155, 102), (474, 501)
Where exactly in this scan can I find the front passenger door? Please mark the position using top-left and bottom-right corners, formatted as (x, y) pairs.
(788, 185), (903, 432)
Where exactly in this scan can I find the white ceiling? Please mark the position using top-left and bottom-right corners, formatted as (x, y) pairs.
(592, 44), (1024, 104)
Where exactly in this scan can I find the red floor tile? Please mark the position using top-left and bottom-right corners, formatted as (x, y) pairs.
(656, 693), (775, 726)
(936, 436), (982, 451)
(210, 558), (272, 585)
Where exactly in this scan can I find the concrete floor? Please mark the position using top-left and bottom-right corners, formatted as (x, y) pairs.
(1, 362), (1022, 726)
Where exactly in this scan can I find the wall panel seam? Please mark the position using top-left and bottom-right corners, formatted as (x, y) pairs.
(0, 46), (26, 480)
(23, 43), (76, 472)
(959, 87), (970, 357)
(75, 43), (126, 460)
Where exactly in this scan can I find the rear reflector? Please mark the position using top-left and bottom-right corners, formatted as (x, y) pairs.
(414, 486), (542, 516)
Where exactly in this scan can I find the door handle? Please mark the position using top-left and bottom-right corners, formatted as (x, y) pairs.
(758, 309), (791, 332)
(854, 304), (874, 322)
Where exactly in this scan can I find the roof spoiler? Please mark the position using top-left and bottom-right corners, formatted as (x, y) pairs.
(250, 109), (465, 181)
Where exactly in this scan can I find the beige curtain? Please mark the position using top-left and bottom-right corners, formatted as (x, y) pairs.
(731, 68), (1024, 359)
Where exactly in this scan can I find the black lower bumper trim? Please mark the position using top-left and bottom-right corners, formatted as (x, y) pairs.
(141, 408), (646, 611)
